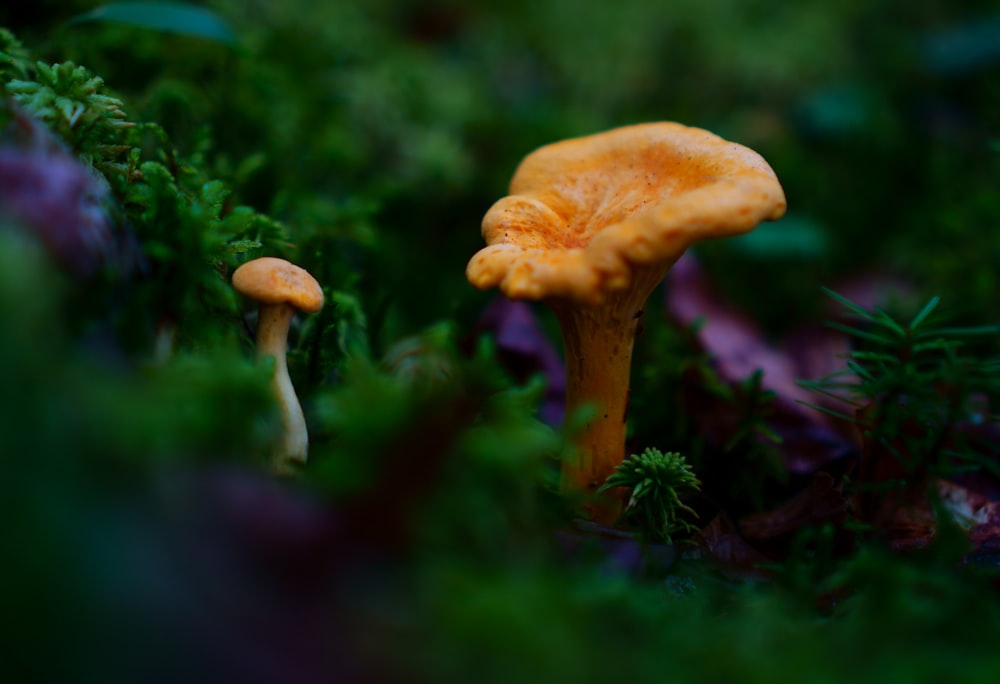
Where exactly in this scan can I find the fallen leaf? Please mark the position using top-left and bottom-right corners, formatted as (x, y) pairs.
(664, 253), (856, 472)
(739, 472), (848, 544)
(696, 513), (773, 580)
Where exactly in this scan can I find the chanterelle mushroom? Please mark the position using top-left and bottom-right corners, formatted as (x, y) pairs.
(466, 122), (786, 524)
(233, 257), (324, 474)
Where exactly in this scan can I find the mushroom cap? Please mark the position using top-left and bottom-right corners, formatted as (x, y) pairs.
(466, 122), (787, 305)
(232, 257), (324, 313)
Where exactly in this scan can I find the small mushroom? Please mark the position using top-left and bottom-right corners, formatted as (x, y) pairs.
(466, 122), (786, 523)
(233, 257), (324, 474)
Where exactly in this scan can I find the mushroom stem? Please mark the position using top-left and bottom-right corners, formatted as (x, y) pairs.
(255, 301), (308, 474)
(550, 266), (670, 524)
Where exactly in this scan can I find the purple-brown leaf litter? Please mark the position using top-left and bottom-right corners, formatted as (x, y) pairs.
(664, 253), (855, 473)
(738, 472), (848, 546)
(471, 296), (566, 426)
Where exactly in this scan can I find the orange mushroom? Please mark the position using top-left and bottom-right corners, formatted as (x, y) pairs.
(466, 122), (786, 524)
(233, 257), (324, 474)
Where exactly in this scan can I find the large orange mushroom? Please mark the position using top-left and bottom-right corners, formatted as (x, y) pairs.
(466, 122), (786, 524)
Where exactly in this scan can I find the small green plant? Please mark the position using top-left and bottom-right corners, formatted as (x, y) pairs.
(0, 28), (31, 81)
(800, 288), (1000, 526)
(599, 447), (701, 543)
(629, 314), (786, 513)
(0, 33), (296, 355)
(803, 288), (1000, 468)
(699, 363), (787, 510)
(5, 60), (135, 178)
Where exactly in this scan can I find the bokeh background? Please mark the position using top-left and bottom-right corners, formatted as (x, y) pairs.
(8, 0), (1000, 336)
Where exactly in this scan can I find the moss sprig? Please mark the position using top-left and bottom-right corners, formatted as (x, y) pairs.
(6, 61), (135, 178)
(0, 29), (295, 354)
(0, 28), (31, 81)
(599, 447), (701, 543)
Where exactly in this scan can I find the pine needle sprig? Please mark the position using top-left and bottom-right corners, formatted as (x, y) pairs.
(799, 288), (1000, 478)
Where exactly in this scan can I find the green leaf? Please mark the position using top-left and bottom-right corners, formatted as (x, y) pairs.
(69, 3), (238, 46)
(795, 401), (859, 423)
(908, 296), (941, 330)
(931, 325), (1000, 337)
(871, 309), (907, 337)
(911, 339), (965, 353)
(824, 320), (896, 346)
(795, 380), (862, 404)
(847, 351), (901, 364)
(821, 287), (874, 319)
(845, 359), (876, 382)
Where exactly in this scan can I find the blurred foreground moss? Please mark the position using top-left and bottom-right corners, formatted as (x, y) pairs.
(0, 228), (273, 680)
(5, 225), (1000, 682)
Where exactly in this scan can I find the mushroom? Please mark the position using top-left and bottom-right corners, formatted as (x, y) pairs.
(466, 122), (786, 523)
(232, 257), (324, 474)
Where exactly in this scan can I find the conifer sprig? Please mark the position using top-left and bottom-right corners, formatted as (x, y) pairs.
(800, 288), (1000, 478)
